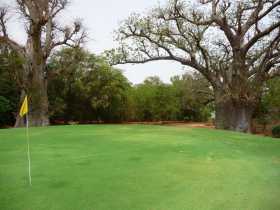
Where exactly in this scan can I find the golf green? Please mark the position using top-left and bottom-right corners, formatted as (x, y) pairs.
(0, 125), (280, 210)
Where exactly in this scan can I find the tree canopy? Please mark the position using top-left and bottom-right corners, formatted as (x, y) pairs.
(107, 0), (280, 132)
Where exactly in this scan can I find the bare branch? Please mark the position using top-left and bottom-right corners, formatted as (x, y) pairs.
(0, 7), (8, 37)
(50, 20), (86, 51)
(0, 36), (25, 55)
(0, 7), (26, 57)
(245, 22), (280, 52)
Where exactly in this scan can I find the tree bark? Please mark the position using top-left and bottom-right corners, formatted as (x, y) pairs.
(214, 92), (255, 133)
(15, 64), (49, 127)
(28, 64), (49, 126)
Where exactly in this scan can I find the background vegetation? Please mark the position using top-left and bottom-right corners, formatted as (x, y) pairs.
(0, 47), (279, 131)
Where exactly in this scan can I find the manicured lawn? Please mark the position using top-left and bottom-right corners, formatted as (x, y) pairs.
(0, 125), (280, 210)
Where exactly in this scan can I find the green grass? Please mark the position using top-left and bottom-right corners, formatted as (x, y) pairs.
(1, 125), (280, 210)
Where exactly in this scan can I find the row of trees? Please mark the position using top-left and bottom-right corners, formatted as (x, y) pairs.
(130, 74), (213, 122)
(1, 47), (279, 128)
(0, 47), (214, 126)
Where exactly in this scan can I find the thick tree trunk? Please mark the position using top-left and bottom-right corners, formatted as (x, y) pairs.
(15, 64), (49, 127)
(14, 30), (50, 128)
(214, 92), (255, 133)
(28, 67), (49, 126)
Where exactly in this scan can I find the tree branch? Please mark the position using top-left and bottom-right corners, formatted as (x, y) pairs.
(245, 22), (280, 53)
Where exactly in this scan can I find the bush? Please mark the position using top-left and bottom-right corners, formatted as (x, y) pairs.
(0, 96), (14, 128)
(272, 125), (280, 138)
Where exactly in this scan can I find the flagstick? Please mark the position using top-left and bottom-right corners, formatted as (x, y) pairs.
(26, 113), (32, 186)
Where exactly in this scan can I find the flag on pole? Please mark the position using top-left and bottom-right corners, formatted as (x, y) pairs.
(19, 95), (32, 186)
(19, 96), (28, 117)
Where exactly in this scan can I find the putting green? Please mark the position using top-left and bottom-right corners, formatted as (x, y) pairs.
(0, 125), (280, 210)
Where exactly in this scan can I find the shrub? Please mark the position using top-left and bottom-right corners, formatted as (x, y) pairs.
(0, 96), (14, 128)
(272, 125), (280, 138)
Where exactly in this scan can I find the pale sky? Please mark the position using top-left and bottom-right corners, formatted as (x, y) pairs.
(3, 0), (187, 84)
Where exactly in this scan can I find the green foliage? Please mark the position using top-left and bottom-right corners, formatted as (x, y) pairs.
(131, 76), (180, 121)
(48, 47), (131, 122)
(0, 49), (21, 127)
(0, 96), (11, 112)
(262, 78), (280, 120)
(171, 73), (214, 122)
(128, 73), (213, 122)
(254, 77), (280, 127)
(272, 125), (280, 138)
(0, 96), (13, 127)
(83, 64), (131, 121)
(264, 78), (280, 109)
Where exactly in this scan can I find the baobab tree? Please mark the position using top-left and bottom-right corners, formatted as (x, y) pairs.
(0, 0), (86, 126)
(107, 0), (280, 132)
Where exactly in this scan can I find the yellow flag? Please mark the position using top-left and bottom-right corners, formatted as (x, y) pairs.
(19, 96), (28, 117)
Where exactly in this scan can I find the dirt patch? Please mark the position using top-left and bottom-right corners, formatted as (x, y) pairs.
(125, 121), (215, 129)
(166, 122), (215, 129)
